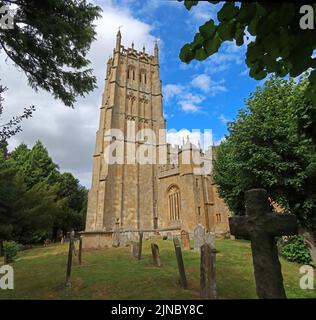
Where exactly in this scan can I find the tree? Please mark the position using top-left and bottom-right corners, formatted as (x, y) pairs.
(0, 0), (101, 107)
(0, 141), (88, 244)
(213, 76), (316, 237)
(0, 82), (35, 140)
(9, 141), (59, 188)
(179, 2), (316, 140)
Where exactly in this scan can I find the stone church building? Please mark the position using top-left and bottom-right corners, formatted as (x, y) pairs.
(82, 32), (230, 248)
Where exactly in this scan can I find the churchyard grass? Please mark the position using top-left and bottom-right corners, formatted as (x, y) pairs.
(0, 239), (315, 299)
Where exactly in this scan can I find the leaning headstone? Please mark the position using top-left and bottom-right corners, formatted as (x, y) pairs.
(151, 243), (161, 267)
(229, 188), (298, 299)
(66, 231), (75, 288)
(78, 236), (83, 265)
(200, 243), (217, 299)
(173, 237), (188, 289)
(167, 232), (172, 240)
(112, 219), (120, 247)
(194, 223), (205, 252)
(205, 232), (215, 249)
(305, 240), (316, 265)
(181, 230), (190, 250)
(138, 232), (143, 260)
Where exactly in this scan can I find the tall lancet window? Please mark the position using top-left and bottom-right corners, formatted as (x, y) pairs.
(168, 185), (181, 221)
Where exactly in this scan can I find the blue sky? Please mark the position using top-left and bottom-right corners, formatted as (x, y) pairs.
(124, 0), (260, 144)
(1, 0), (262, 187)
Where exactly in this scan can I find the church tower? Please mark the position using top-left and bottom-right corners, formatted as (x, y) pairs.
(85, 31), (165, 240)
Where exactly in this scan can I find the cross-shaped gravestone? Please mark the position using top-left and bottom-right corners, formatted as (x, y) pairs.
(229, 189), (298, 299)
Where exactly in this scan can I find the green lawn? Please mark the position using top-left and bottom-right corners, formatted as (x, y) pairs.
(0, 239), (315, 299)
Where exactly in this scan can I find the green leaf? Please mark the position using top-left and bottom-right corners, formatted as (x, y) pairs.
(236, 3), (256, 23)
(179, 43), (195, 63)
(199, 19), (217, 40)
(184, 0), (199, 10)
(217, 2), (239, 22)
(195, 47), (208, 61)
(204, 34), (221, 55)
(309, 69), (316, 84)
(217, 21), (237, 41)
(192, 32), (205, 49)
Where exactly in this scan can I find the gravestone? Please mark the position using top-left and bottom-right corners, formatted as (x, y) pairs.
(138, 232), (143, 260)
(200, 243), (217, 299)
(173, 237), (188, 289)
(194, 223), (205, 252)
(130, 241), (139, 258)
(66, 230), (75, 288)
(205, 232), (215, 249)
(181, 230), (190, 250)
(120, 232), (128, 247)
(112, 219), (120, 247)
(78, 236), (82, 265)
(167, 232), (172, 240)
(305, 240), (316, 265)
(151, 243), (161, 267)
(229, 188), (298, 299)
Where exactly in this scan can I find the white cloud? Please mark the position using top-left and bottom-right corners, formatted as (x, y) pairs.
(162, 84), (185, 102)
(191, 73), (227, 95)
(218, 114), (231, 124)
(167, 128), (214, 150)
(178, 93), (205, 113)
(191, 74), (211, 92)
(1, 2), (156, 188)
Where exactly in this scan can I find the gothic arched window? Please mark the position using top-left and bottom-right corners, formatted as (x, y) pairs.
(168, 185), (181, 221)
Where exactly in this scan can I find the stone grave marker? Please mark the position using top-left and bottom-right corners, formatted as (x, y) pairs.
(305, 239), (316, 265)
(205, 231), (215, 249)
(194, 223), (205, 252)
(120, 232), (128, 247)
(151, 243), (161, 267)
(229, 188), (298, 299)
(66, 230), (75, 288)
(138, 232), (143, 260)
(173, 237), (188, 289)
(130, 241), (139, 258)
(181, 230), (190, 250)
(200, 243), (217, 299)
(112, 218), (120, 247)
(78, 236), (83, 265)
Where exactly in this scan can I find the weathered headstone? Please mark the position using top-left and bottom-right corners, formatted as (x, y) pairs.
(130, 241), (139, 258)
(194, 223), (205, 252)
(173, 237), (188, 289)
(305, 239), (316, 265)
(66, 230), (75, 288)
(112, 218), (120, 247)
(78, 236), (82, 265)
(205, 231), (215, 249)
(138, 232), (143, 260)
(181, 230), (190, 250)
(229, 188), (298, 299)
(167, 232), (172, 240)
(200, 243), (217, 299)
(151, 243), (161, 267)
(120, 232), (128, 247)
